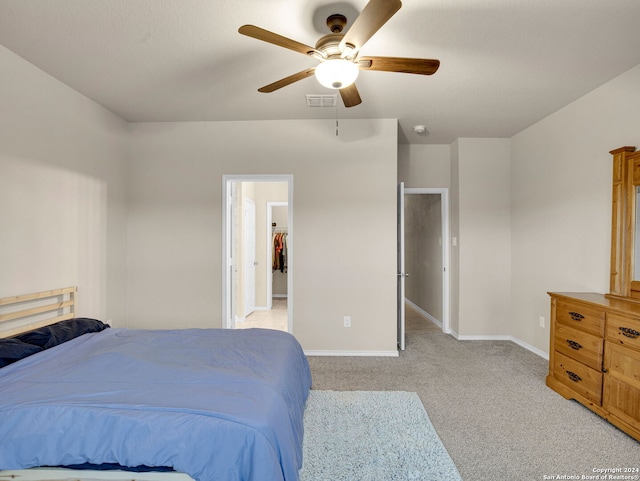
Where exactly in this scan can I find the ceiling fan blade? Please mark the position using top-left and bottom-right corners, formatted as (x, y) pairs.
(339, 83), (362, 108)
(257, 68), (316, 93)
(339, 0), (402, 55)
(239, 25), (320, 57)
(358, 56), (440, 75)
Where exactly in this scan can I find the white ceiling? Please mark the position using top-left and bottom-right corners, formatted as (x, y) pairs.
(1, 0), (640, 144)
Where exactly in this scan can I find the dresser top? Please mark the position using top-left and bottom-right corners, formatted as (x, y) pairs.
(549, 292), (640, 316)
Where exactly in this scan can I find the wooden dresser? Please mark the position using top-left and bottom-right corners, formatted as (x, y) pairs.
(547, 292), (640, 441)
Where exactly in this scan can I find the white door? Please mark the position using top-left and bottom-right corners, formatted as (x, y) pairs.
(244, 198), (256, 318)
(397, 182), (406, 350)
(225, 183), (237, 328)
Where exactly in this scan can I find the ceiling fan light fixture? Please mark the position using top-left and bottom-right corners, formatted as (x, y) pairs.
(315, 59), (359, 89)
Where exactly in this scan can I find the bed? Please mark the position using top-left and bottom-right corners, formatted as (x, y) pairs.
(0, 287), (312, 481)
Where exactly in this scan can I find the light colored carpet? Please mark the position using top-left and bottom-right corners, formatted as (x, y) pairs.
(299, 390), (462, 481)
(307, 303), (640, 481)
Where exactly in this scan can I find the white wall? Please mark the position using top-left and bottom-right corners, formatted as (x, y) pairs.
(126, 119), (398, 354)
(5, 38), (638, 357)
(399, 64), (640, 356)
(450, 141), (461, 334)
(400, 141), (512, 340)
(398, 144), (451, 188)
(454, 139), (512, 337)
(511, 63), (640, 354)
(0, 45), (128, 321)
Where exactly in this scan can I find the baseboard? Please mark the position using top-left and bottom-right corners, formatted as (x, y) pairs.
(304, 341), (546, 360)
(455, 334), (512, 341)
(401, 299), (549, 360)
(404, 298), (442, 329)
(305, 350), (399, 357)
(510, 337), (549, 360)
(453, 333), (548, 360)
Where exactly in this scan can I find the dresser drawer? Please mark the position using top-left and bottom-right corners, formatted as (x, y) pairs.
(556, 300), (604, 337)
(603, 341), (640, 431)
(554, 323), (603, 370)
(606, 313), (640, 351)
(553, 351), (603, 405)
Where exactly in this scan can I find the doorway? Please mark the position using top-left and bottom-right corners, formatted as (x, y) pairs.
(399, 188), (450, 346)
(222, 175), (293, 332)
(267, 202), (288, 309)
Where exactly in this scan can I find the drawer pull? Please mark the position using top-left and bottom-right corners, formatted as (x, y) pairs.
(566, 339), (583, 350)
(566, 370), (582, 383)
(568, 311), (584, 321)
(619, 327), (640, 339)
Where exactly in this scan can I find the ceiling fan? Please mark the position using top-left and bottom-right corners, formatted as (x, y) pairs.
(238, 0), (440, 108)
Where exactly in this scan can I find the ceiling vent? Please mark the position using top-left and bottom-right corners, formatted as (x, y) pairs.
(306, 94), (338, 107)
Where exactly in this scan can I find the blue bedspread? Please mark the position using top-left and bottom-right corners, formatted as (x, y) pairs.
(0, 328), (312, 481)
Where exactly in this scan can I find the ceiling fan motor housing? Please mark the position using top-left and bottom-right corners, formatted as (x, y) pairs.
(315, 33), (345, 57)
(326, 14), (347, 33)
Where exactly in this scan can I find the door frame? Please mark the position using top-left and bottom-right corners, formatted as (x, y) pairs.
(403, 187), (451, 335)
(398, 182), (406, 350)
(266, 201), (288, 310)
(222, 174), (294, 332)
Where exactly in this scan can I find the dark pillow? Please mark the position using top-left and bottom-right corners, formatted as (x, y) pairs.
(0, 338), (44, 368)
(15, 317), (109, 350)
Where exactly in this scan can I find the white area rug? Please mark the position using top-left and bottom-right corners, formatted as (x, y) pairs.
(299, 391), (463, 481)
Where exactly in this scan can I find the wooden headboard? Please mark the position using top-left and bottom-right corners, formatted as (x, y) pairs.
(0, 287), (77, 339)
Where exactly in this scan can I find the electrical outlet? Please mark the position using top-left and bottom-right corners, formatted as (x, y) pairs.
(343, 316), (351, 328)
(539, 316), (545, 328)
